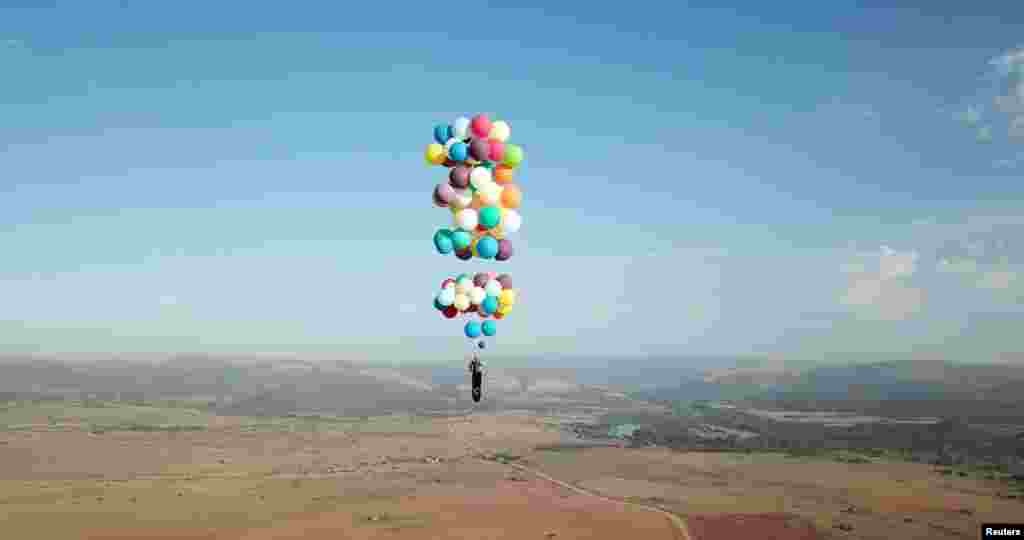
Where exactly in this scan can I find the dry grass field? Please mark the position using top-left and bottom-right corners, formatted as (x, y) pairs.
(1, 400), (1021, 539)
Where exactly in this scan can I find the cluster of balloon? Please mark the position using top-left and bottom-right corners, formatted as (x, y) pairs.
(427, 114), (524, 262)
(433, 272), (516, 347)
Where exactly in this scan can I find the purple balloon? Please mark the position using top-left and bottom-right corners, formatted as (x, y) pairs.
(473, 273), (490, 288)
(449, 165), (471, 189)
(434, 183), (455, 205)
(432, 190), (447, 207)
(455, 248), (473, 260)
(495, 239), (514, 261)
(496, 273), (512, 289)
(469, 139), (490, 162)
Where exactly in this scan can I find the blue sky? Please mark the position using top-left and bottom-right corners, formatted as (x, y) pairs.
(1, 2), (1022, 362)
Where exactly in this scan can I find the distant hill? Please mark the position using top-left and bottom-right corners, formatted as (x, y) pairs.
(634, 359), (1024, 424)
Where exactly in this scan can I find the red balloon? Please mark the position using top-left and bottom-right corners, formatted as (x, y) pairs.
(443, 306), (458, 319)
(493, 311), (505, 319)
(455, 248), (473, 260)
(470, 114), (492, 139)
(489, 139), (505, 162)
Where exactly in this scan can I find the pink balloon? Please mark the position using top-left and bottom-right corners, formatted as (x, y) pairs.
(470, 114), (492, 139)
(488, 139), (505, 162)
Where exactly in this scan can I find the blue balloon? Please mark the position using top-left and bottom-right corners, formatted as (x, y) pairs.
(433, 124), (451, 145)
(449, 142), (468, 162)
(482, 320), (497, 336)
(481, 295), (499, 315)
(476, 235), (499, 259)
(433, 229), (454, 254)
(451, 230), (472, 251)
(464, 321), (482, 338)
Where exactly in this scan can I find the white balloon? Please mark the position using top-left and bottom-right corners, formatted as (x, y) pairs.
(502, 209), (522, 233)
(452, 117), (471, 140)
(469, 166), (493, 190)
(484, 279), (503, 297)
(437, 288), (455, 306)
(454, 208), (478, 231)
(469, 286), (486, 305)
(479, 183), (503, 206)
(453, 293), (470, 311)
(451, 188), (473, 209)
(489, 120), (511, 142)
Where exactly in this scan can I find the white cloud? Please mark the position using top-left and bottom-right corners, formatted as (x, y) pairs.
(839, 246), (923, 321)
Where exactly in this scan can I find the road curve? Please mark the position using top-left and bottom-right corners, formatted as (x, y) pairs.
(487, 459), (692, 540)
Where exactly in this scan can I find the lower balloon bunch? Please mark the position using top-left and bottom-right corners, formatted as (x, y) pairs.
(433, 272), (517, 338)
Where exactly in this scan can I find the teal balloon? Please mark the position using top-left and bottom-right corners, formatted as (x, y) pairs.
(482, 161), (496, 170)
(433, 297), (445, 311)
(476, 235), (499, 259)
(478, 206), (501, 230)
(451, 230), (472, 251)
(457, 273), (471, 282)
(433, 124), (451, 144)
(482, 320), (497, 336)
(449, 142), (468, 162)
(464, 321), (482, 338)
(481, 295), (499, 315)
(433, 229), (454, 254)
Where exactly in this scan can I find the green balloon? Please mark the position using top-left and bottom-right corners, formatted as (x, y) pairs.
(451, 230), (472, 251)
(503, 144), (524, 167)
(478, 206), (501, 229)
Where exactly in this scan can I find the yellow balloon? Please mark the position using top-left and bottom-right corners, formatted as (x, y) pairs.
(499, 289), (516, 307)
(470, 237), (480, 257)
(425, 143), (446, 165)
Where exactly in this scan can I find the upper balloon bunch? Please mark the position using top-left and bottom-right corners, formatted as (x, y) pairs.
(425, 114), (525, 261)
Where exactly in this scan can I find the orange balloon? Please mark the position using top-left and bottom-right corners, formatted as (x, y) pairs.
(500, 184), (522, 209)
(494, 165), (514, 185)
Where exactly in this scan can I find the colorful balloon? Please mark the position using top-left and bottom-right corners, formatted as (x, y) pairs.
(481, 295), (499, 315)
(469, 138), (490, 161)
(502, 209), (522, 233)
(425, 143), (446, 165)
(443, 305), (458, 318)
(493, 165), (514, 185)
(479, 183), (502, 206)
(433, 124), (452, 144)
(484, 279), (503, 297)
(464, 320), (482, 338)
(454, 208), (479, 231)
(473, 273), (490, 287)
(454, 293), (470, 312)
(470, 114), (492, 139)
(482, 320), (497, 336)
(495, 238), (514, 261)
(469, 166), (492, 190)
(452, 117), (471, 140)
(499, 289), (517, 307)
(496, 274), (512, 289)
(476, 235), (499, 259)
(449, 141), (468, 162)
(488, 140), (505, 162)
(469, 286), (486, 305)
(433, 229), (454, 254)
(449, 165), (471, 189)
(500, 184), (521, 209)
(434, 183), (456, 206)
(488, 120), (511, 142)
(450, 229), (472, 251)
(478, 206), (501, 230)
(455, 247), (472, 260)
(503, 144), (524, 168)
